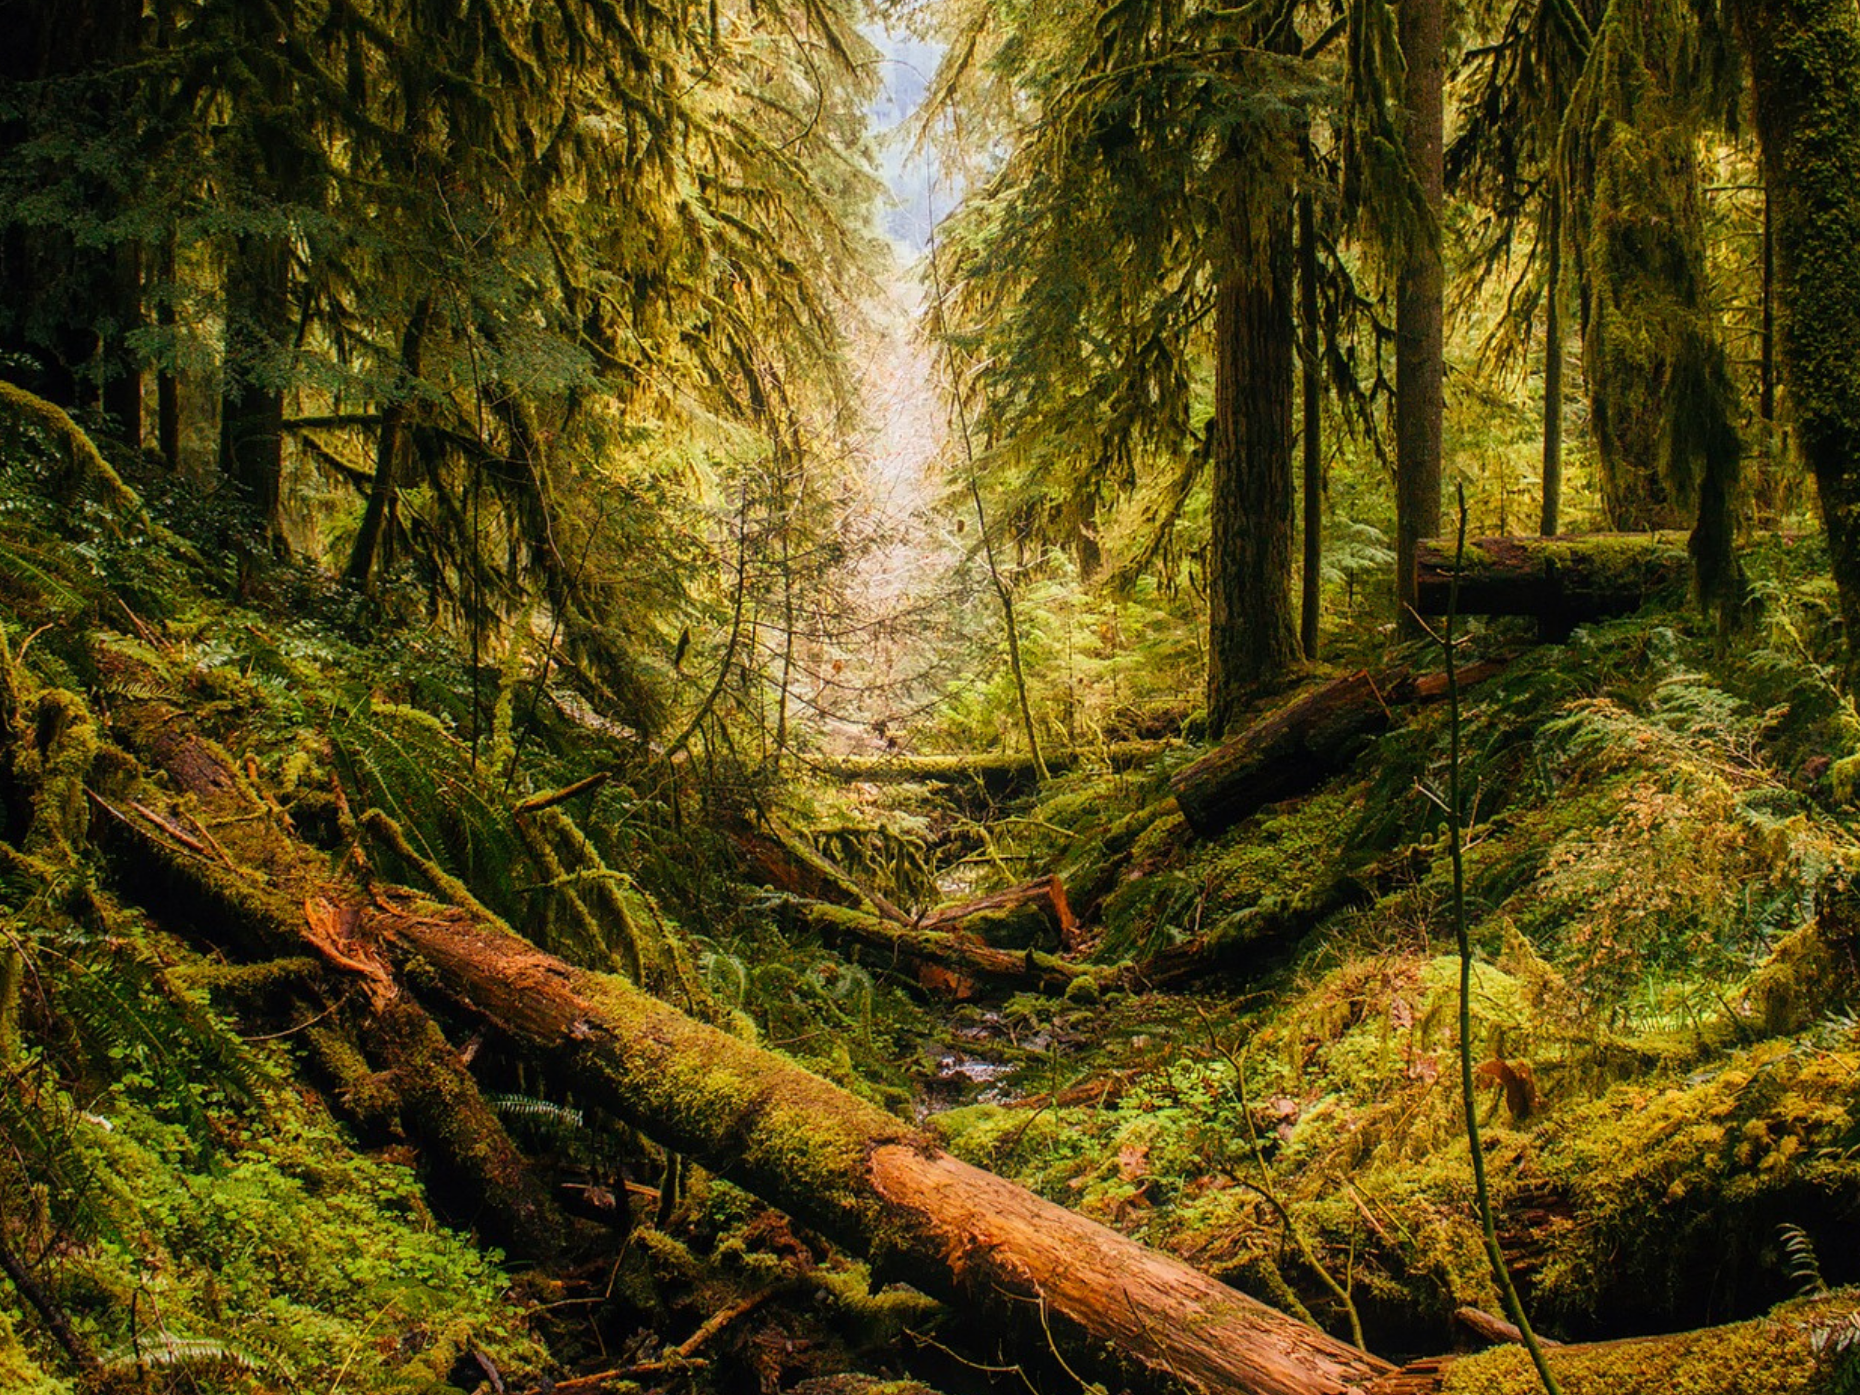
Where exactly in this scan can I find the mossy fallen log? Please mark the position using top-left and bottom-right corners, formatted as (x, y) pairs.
(811, 741), (1170, 790)
(1169, 663), (1506, 841)
(1412, 533), (1690, 635)
(1363, 1304), (1835, 1394)
(802, 902), (1089, 998)
(103, 698), (1390, 1395)
(919, 873), (1075, 950)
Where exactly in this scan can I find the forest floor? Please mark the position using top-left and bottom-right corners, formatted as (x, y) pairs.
(3, 420), (1860, 1394)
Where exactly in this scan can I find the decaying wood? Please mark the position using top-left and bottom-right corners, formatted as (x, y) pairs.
(802, 902), (1089, 999)
(1363, 1309), (1823, 1394)
(1169, 672), (1395, 840)
(1451, 1306), (1560, 1348)
(919, 873), (1075, 949)
(811, 741), (1169, 789)
(1412, 533), (1689, 635)
(726, 820), (911, 924)
(103, 699), (1390, 1395)
(1168, 663), (1506, 840)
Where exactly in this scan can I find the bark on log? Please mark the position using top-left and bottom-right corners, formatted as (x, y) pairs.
(102, 702), (1390, 1395)
(1169, 672), (1394, 840)
(919, 874), (1075, 950)
(726, 821), (911, 924)
(1168, 664), (1506, 841)
(801, 902), (1089, 999)
(1412, 533), (1689, 635)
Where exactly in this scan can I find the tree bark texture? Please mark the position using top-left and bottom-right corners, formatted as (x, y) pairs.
(101, 697), (1392, 1395)
(1394, 0), (1445, 631)
(1732, 0), (1860, 678)
(1207, 148), (1299, 737)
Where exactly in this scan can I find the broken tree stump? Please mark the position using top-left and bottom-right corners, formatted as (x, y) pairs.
(1412, 533), (1690, 636)
(103, 699), (1391, 1395)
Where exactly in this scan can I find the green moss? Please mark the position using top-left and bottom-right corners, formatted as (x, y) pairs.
(1440, 1310), (1819, 1394)
(0, 1307), (70, 1395)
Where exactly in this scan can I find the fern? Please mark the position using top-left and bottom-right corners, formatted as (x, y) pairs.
(1780, 1223), (1830, 1297)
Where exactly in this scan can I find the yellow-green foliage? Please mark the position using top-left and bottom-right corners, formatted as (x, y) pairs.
(45, 1090), (548, 1393)
(0, 1307), (70, 1395)
(1441, 1309), (1822, 1395)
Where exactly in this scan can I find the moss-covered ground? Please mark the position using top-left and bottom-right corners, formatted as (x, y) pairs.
(4, 422), (1860, 1393)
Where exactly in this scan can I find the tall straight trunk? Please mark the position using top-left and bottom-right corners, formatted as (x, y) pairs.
(102, 239), (142, 447)
(346, 295), (435, 588)
(1298, 191), (1323, 661)
(218, 230), (290, 545)
(1540, 199), (1564, 537)
(1207, 190), (1299, 736)
(217, 0), (298, 553)
(1395, 0), (1445, 627)
(1730, 0), (1860, 677)
(1760, 187), (1776, 427)
(157, 234), (181, 468)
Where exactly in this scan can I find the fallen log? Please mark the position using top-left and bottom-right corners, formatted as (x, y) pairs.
(919, 873), (1075, 950)
(801, 902), (1089, 999)
(104, 701), (1389, 1395)
(1168, 663), (1506, 841)
(811, 741), (1170, 789)
(1412, 532), (1689, 635)
(1364, 1307), (1826, 1394)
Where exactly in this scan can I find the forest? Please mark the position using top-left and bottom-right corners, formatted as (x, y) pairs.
(3, 0), (1860, 1391)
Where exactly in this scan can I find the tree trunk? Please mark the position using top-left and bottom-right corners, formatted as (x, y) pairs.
(346, 294), (435, 588)
(1539, 198), (1563, 538)
(1394, 0), (1444, 632)
(101, 239), (142, 448)
(803, 902), (1088, 999)
(1300, 190), (1323, 661)
(1174, 670), (1396, 839)
(217, 0), (300, 553)
(919, 873), (1075, 951)
(101, 700), (1391, 1395)
(1731, 0), (1860, 678)
(1207, 178), (1299, 736)
(1362, 1309), (1826, 1394)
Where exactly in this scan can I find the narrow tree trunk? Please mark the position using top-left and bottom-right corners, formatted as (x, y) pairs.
(102, 240), (143, 448)
(157, 234), (181, 469)
(1729, 0), (1860, 662)
(1299, 190), (1323, 661)
(1394, 0), (1445, 629)
(346, 294), (434, 588)
(1207, 185), (1299, 735)
(1540, 198), (1564, 538)
(217, 0), (299, 553)
(219, 232), (291, 546)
